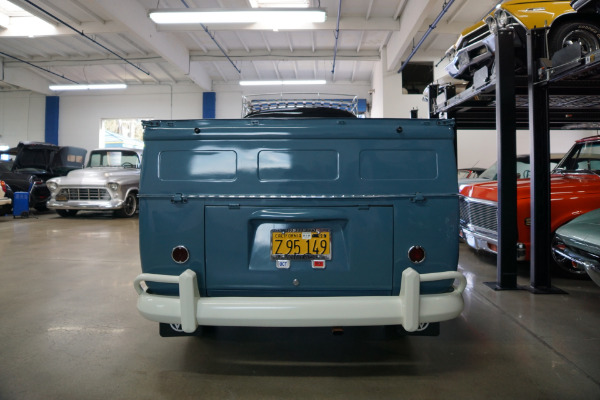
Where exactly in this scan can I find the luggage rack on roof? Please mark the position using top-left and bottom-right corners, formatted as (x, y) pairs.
(242, 93), (358, 117)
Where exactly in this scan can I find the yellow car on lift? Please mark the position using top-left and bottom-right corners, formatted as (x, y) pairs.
(445, 0), (600, 81)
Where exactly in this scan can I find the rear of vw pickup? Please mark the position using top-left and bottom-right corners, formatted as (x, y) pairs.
(134, 118), (466, 336)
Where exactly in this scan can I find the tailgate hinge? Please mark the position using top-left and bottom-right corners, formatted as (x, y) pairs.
(171, 193), (188, 204)
(410, 193), (426, 203)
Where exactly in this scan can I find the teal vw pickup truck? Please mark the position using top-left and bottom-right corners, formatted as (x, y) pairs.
(134, 115), (466, 337)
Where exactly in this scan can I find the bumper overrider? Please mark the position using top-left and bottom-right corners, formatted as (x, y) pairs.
(133, 268), (467, 333)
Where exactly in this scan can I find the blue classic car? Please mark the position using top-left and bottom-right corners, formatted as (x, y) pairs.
(133, 116), (467, 337)
(553, 208), (600, 285)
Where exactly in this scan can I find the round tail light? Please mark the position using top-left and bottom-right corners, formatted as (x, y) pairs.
(172, 246), (190, 264)
(408, 246), (426, 264)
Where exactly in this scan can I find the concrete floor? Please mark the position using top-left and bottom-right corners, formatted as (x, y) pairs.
(0, 211), (598, 400)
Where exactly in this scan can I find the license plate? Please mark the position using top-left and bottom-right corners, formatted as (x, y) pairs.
(271, 229), (331, 260)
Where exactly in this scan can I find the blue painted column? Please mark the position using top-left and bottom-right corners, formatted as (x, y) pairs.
(203, 92), (216, 119)
(45, 96), (60, 144)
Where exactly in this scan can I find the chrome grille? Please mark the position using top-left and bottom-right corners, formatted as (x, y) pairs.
(459, 196), (498, 232)
(59, 188), (111, 201)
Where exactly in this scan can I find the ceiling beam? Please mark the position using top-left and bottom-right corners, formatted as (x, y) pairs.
(2, 67), (53, 95)
(93, 0), (212, 90)
(5, 49), (380, 69)
(384, 0), (438, 72)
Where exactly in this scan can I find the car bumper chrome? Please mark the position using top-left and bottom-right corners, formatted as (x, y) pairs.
(460, 226), (527, 261)
(47, 199), (124, 210)
(134, 268), (467, 333)
(445, 35), (496, 78)
(552, 246), (600, 286)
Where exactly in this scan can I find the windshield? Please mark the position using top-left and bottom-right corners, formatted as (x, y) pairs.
(554, 141), (600, 174)
(14, 149), (52, 171)
(87, 150), (140, 168)
(478, 155), (532, 180)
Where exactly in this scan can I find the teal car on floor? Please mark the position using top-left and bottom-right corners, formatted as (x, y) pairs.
(553, 208), (600, 286)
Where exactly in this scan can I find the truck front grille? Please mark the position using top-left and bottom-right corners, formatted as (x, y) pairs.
(59, 188), (111, 201)
(459, 196), (497, 233)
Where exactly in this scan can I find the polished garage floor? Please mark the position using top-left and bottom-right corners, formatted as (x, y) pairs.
(0, 212), (598, 400)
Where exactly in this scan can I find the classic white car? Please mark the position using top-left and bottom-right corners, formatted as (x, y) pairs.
(0, 179), (12, 216)
(46, 148), (142, 218)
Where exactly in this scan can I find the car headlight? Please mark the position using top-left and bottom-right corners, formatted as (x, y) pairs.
(496, 10), (509, 28)
(458, 51), (470, 68)
(485, 15), (498, 35)
(47, 181), (58, 191)
(108, 182), (119, 191)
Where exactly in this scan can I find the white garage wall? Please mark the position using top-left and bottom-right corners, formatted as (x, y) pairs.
(57, 85), (203, 151)
(0, 91), (46, 148)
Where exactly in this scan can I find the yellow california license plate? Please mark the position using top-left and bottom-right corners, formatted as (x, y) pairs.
(271, 229), (331, 260)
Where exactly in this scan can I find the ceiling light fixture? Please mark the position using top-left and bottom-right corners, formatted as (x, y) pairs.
(249, 0), (311, 8)
(149, 8), (326, 24)
(49, 84), (127, 91)
(239, 80), (326, 86)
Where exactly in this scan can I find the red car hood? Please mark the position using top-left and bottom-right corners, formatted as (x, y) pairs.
(459, 173), (600, 202)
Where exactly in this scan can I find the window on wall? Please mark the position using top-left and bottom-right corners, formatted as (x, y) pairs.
(99, 118), (146, 149)
(401, 62), (433, 94)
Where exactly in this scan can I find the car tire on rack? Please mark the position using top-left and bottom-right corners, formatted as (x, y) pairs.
(115, 192), (137, 218)
(549, 20), (600, 57)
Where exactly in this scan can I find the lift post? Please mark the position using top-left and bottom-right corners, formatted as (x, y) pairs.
(485, 27), (520, 291)
(527, 28), (566, 294)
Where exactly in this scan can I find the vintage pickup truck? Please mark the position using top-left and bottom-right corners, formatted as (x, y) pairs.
(134, 116), (466, 337)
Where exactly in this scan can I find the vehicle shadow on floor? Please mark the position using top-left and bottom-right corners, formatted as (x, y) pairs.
(177, 322), (479, 377)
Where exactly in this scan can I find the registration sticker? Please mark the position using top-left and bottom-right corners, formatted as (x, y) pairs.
(276, 260), (291, 269)
(312, 260), (326, 269)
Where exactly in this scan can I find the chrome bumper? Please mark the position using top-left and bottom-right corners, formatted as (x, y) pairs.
(460, 225), (527, 261)
(47, 199), (124, 210)
(445, 35), (496, 78)
(552, 246), (600, 287)
(134, 268), (467, 333)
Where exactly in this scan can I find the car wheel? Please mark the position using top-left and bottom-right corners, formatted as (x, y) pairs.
(56, 209), (79, 217)
(115, 192), (137, 218)
(551, 234), (590, 279)
(549, 20), (600, 57)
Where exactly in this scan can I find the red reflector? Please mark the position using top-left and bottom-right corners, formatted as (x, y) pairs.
(408, 246), (426, 264)
(172, 246), (189, 264)
(488, 244), (498, 252)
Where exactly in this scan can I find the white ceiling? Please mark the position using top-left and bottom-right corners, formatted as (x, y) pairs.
(0, 0), (499, 95)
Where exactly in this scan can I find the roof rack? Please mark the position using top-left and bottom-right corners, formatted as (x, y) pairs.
(242, 93), (358, 117)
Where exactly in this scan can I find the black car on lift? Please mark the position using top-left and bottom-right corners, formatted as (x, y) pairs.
(0, 142), (87, 212)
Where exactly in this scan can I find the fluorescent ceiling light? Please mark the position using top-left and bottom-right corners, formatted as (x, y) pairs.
(249, 0), (311, 8)
(149, 8), (326, 24)
(49, 84), (127, 91)
(240, 80), (326, 86)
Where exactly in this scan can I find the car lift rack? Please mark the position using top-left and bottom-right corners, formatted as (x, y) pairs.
(428, 26), (600, 294)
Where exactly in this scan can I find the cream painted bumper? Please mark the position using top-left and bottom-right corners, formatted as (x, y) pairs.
(134, 268), (467, 333)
